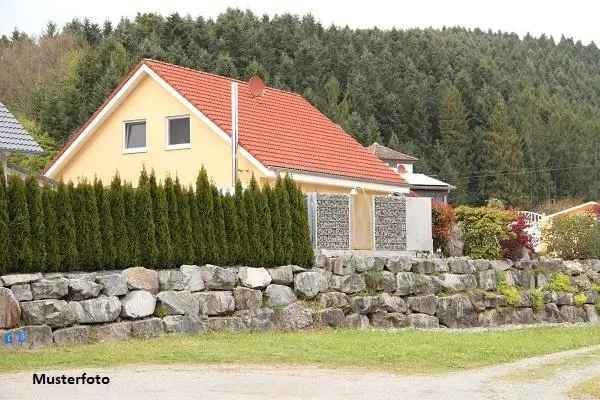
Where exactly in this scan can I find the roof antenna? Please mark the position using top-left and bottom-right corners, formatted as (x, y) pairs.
(231, 81), (239, 191)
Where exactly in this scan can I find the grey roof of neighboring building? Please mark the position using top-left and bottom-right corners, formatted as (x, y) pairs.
(0, 102), (44, 154)
(367, 142), (419, 162)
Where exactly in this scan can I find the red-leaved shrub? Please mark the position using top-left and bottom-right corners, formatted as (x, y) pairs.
(432, 201), (455, 254)
(501, 214), (533, 260)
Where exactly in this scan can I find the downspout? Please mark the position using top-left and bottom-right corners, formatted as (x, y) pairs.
(231, 81), (239, 190)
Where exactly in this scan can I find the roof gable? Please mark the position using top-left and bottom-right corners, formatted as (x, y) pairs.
(45, 59), (405, 187)
(0, 102), (44, 154)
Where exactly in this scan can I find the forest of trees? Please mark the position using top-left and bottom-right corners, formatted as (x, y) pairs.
(2, 9), (600, 209)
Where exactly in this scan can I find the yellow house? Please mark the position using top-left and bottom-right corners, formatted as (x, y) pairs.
(44, 59), (409, 250)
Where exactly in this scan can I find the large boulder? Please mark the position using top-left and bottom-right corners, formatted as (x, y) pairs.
(89, 322), (131, 342)
(294, 271), (328, 299)
(10, 284), (32, 301)
(180, 265), (206, 292)
(407, 294), (438, 316)
(238, 267), (272, 289)
(195, 291), (235, 316)
(155, 291), (199, 316)
(2, 325), (53, 349)
(120, 291), (156, 319)
(378, 293), (407, 313)
(95, 273), (128, 296)
(370, 312), (408, 329)
(318, 292), (350, 312)
(71, 296), (121, 324)
(68, 279), (102, 301)
(53, 326), (90, 346)
(477, 270), (497, 291)
(206, 317), (246, 332)
(265, 284), (297, 307)
(345, 313), (369, 329)
(437, 295), (476, 328)
(277, 303), (313, 330)
(0, 273), (42, 286)
(314, 308), (346, 328)
(267, 266), (294, 285)
(158, 270), (186, 291)
(438, 274), (477, 292)
(163, 315), (206, 334)
(130, 318), (164, 338)
(338, 274), (366, 294)
(447, 258), (476, 274)
(233, 287), (263, 311)
(511, 308), (536, 325)
(235, 308), (275, 331)
(396, 272), (417, 295)
(0, 287), (20, 328)
(559, 305), (586, 323)
(584, 304), (599, 323)
(385, 257), (414, 273)
(330, 257), (354, 276)
(124, 267), (159, 294)
(31, 278), (69, 300)
(412, 259), (436, 274)
(199, 265), (237, 290)
(479, 308), (512, 327)
(408, 313), (440, 329)
(21, 299), (75, 328)
(537, 303), (561, 323)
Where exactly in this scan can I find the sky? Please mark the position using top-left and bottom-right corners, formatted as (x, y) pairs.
(1, 0), (599, 44)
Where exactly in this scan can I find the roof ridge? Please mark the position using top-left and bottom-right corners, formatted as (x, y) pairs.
(142, 58), (303, 98)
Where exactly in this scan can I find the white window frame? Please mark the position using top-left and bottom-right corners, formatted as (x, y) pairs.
(165, 115), (191, 150)
(122, 119), (148, 154)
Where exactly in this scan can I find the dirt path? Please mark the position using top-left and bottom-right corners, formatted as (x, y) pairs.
(2, 346), (600, 400)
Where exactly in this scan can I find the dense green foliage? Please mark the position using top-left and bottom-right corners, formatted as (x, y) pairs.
(0, 171), (312, 274)
(4, 11), (600, 208)
(542, 214), (600, 259)
(454, 206), (516, 259)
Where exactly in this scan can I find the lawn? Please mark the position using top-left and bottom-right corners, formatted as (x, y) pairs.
(2, 326), (600, 375)
(570, 375), (600, 399)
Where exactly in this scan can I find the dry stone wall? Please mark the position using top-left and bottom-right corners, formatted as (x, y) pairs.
(1, 257), (600, 348)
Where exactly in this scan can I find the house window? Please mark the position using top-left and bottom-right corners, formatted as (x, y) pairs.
(124, 121), (147, 153)
(167, 116), (190, 149)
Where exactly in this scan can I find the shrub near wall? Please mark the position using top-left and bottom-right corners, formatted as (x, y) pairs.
(0, 165), (313, 274)
(543, 214), (600, 260)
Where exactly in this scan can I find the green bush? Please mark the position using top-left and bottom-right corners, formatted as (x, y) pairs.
(454, 206), (515, 259)
(530, 289), (545, 313)
(0, 170), (313, 273)
(545, 272), (576, 293)
(497, 272), (521, 307)
(543, 214), (600, 260)
(575, 293), (588, 306)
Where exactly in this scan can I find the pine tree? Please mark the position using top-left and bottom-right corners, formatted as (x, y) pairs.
(234, 180), (249, 264)
(275, 176), (293, 265)
(211, 186), (228, 265)
(55, 182), (78, 271)
(122, 182), (139, 265)
(136, 170), (158, 267)
(222, 193), (241, 265)
(284, 175), (313, 266)
(164, 177), (183, 265)
(0, 165), (7, 274)
(149, 172), (173, 267)
(42, 186), (60, 272)
(196, 168), (216, 263)
(266, 182), (284, 266)
(94, 178), (116, 267)
(256, 185), (274, 266)
(7, 176), (33, 272)
(244, 176), (263, 266)
(25, 176), (46, 271)
(110, 174), (130, 267)
(174, 180), (194, 264)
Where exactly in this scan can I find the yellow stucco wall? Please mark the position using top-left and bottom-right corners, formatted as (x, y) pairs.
(58, 74), (263, 188)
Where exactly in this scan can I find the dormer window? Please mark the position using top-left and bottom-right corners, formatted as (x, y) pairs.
(166, 116), (191, 150)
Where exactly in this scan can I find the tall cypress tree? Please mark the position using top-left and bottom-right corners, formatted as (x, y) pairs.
(264, 184), (282, 265)
(7, 176), (33, 272)
(25, 176), (46, 271)
(70, 182), (89, 267)
(188, 182), (204, 265)
(0, 165), (9, 274)
(211, 186), (228, 265)
(222, 193), (241, 265)
(244, 176), (263, 266)
(184, 187), (198, 264)
(283, 175), (313, 266)
(42, 186), (60, 272)
(196, 168), (216, 263)
(84, 182), (103, 270)
(136, 170), (157, 267)
(149, 172), (173, 267)
(94, 178), (116, 267)
(164, 177), (183, 265)
(110, 174), (130, 267)
(257, 185), (274, 266)
(234, 180), (249, 264)
(122, 182), (139, 266)
(174, 180), (194, 264)
(55, 182), (78, 271)
(275, 176), (293, 265)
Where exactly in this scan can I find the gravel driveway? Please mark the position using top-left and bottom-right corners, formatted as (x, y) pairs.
(2, 346), (599, 400)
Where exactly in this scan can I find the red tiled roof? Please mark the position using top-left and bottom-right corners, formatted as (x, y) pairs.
(47, 59), (406, 187)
